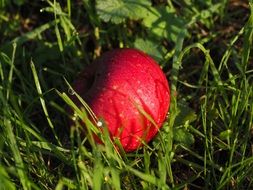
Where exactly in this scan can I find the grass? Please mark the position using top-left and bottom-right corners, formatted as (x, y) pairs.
(0, 0), (253, 189)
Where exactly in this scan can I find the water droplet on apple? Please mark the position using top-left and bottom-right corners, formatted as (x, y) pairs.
(98, 98), (104, 103)
(112, 85), (118, 89)
(137, 89), (142, 93)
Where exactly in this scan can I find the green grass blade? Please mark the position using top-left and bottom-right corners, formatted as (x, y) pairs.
(4, 118), (31, 190)
(30, 60), (61, 145)
(0, 165), (16, 190)
(242, 2), (253, 71)
(1, 20), (59, 51)
(6, 43), (16, 100)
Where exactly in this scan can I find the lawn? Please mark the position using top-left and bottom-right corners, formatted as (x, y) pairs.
(0, 0), (253, 189)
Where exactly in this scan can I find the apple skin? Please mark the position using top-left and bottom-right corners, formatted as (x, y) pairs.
(72, 48), (170, 152)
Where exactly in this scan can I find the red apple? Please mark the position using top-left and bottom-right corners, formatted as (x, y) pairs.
(72, 48), (170, 152)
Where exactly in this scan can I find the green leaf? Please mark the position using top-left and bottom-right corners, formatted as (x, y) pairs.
(96, 0), (151, 24)
(133, 38), (166, 62)
(173, 128), (195, 147)
(142, 6), (187, 42)
(219, 129), (232, 140)
(174, 102), (197, 127)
